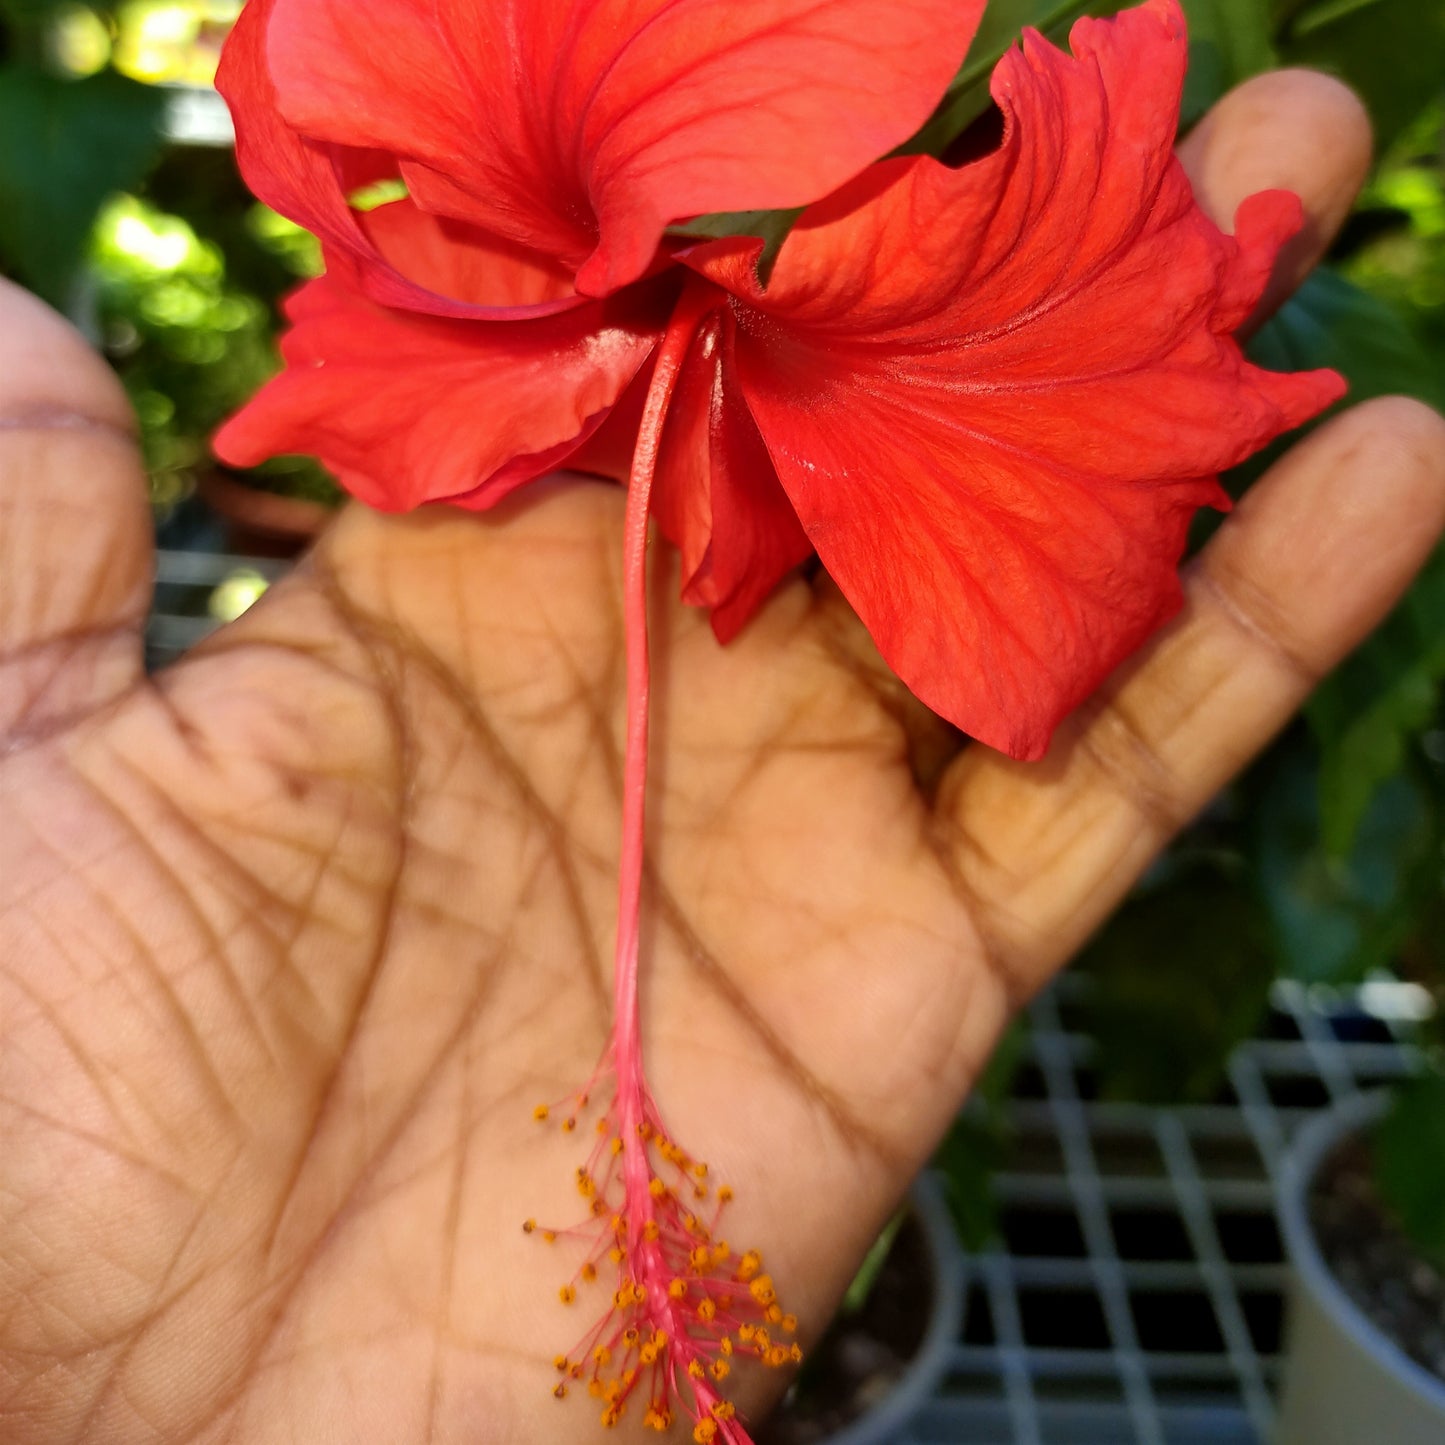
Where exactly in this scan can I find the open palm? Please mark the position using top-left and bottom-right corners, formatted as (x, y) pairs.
(3, 74), (1444, 1445)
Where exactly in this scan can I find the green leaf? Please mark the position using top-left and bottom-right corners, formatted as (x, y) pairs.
(1280, 0), (1445, 155)
(902, 0), (1125, 159)
(1308, 546), (1445, 854)
(1077, 865), (1275, 1105)
(1374, 1072), (1445, 1270)
(1179, 0), (1279, 124)
(0, 62), (165, 305)
(1251, 742), (1439, 986)
(1249, 267), (1445, 413)
(664, 205), (803, 288)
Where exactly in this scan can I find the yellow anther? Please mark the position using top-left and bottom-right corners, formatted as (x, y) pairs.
(533, 1104), (549, 1122)
(581, 1262), (597, 1282)
(577, 1173), (597, 1199)
(644, 1405), (672, 1430)
(632, 1282), (648, 1305)
(542, 1229), (557, 1244)
(622, 1327), (640, 1348)
(750, 1274), (776, 1307)
(668, 1278), (688, 1300)
(694, 1162), (709, 1179)
(642, 1220), (660, 1242)
(648, 1177), (666, 1199)
(637, 1343), (658, 1367)
(559, 1285), (576, 1305)
(594, 1345), (612, 1365)
(562, 1116), (577, 1133)
(767, 1304), (783, 1324)
(697, 1297), (717, 1322)
(738, 1323), (755, 1342)
(768, 1344), (791, 1367)
(719, 1336), (734, 1356)
(591, 1199), (609, 1217)
(712, 1242), (730, 1265)
(718, 1185), (734, 1203)
(782, 1313), (798, 1334)
(737, 1250), (762, 1282)
(690, 1246), (712, 1271)
(602, 1403), (624, 1427)
(694, 1420), (719, 1443)
(652, 1329), (668, 1348)
(612, 1214), (626, 1234)
(688, 1359), (706, 1379)
(589, 1380), (604, 1399)
(596, 1117), (609, 1135)
(709, 1358), (731, 1381)
(754, 1328), (771, 1352)
(553, 1383), (568, 1399)
(554, 1355), (569, 1372)
(791, 1343), (804, 1363)
(711, 1400), (736, 1422)
(609, 1246), (626, 1264)
(523, 1219), (537, 1234)
(610, 1137), (624, 1155)
(614, 1287), (632, 1310)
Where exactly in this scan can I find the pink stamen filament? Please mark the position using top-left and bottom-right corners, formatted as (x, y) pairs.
(534, 284), (794, 1443)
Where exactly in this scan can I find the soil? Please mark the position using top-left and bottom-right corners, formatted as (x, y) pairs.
(1311, 1136), (1445, 1385)
(756, 1213), (932, 1445)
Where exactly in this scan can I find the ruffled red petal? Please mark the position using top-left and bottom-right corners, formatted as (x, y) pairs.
(686, 0), (1344, 759)
(213, 212), (670, 511)
(254, 0), (984, 296)
(215, 0), (585, 320)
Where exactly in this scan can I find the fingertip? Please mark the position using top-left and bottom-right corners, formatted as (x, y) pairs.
(1209, 395), (1445, 670)
(1180, 69), (1373, 223)
(0, 276), (137, 435)
(1178, 69), (1372, 327)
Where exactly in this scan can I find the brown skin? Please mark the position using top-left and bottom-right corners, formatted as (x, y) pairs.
(1, 72), (1442, 1445)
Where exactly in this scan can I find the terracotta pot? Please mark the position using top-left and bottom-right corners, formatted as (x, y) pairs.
(1275, 1091), (1445, 1445)
(196, 469), (334, 557)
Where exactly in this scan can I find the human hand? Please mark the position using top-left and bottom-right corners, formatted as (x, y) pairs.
(3, 71), (1443, 1445)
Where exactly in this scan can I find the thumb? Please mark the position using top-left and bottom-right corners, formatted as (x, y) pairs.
(0, 278), (151, 739)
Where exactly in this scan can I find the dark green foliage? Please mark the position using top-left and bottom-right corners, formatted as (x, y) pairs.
(1375, 1073), (1445, 1270)
(0, 63), (163, 304)
(1078, 864), (1276, 1104)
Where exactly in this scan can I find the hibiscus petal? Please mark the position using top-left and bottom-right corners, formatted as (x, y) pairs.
(213, 267), (667, 513)
(688, 0), (1344, 760)
(258, 0), (985, 295)
(652, 300), (813, 641)
(215, 0), (586, 320)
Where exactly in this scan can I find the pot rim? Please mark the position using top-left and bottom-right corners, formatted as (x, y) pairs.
(808, 1169), (967, 1445)
(1278, 1088), (1445, 1412)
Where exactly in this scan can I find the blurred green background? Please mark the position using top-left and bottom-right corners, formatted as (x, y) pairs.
(0, 0), (1442, 1251)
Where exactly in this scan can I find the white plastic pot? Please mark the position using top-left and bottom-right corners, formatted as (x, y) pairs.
(1275, 1091), (1445, 1445)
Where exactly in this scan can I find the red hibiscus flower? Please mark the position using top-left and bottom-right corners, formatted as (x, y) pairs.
(213, 3), (1342, 1436)
(216, 0), (1340, 758)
